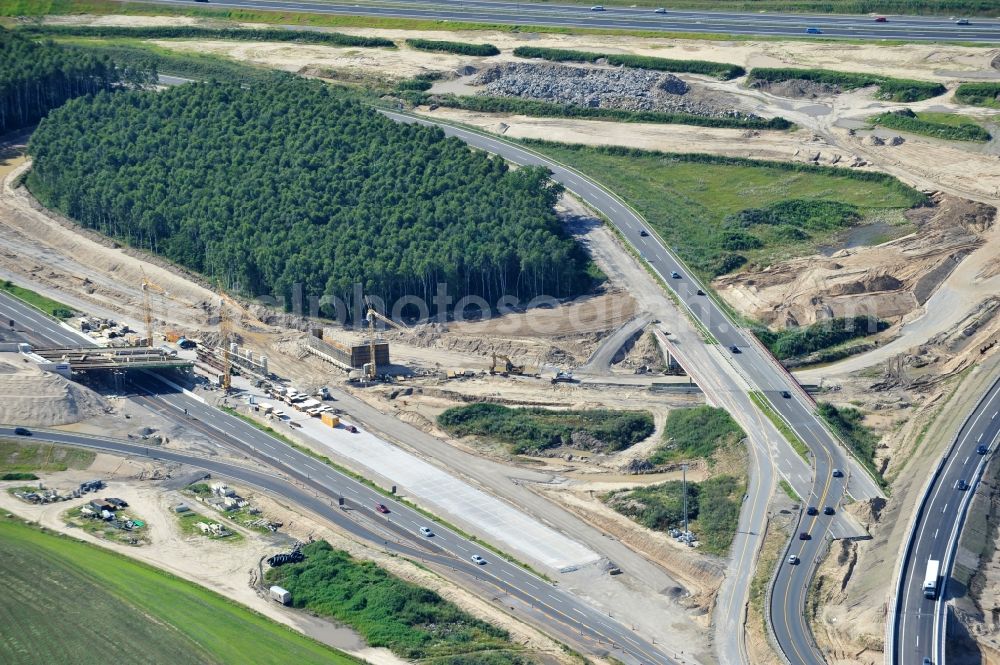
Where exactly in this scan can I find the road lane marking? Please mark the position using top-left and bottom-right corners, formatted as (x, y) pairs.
(943, 503), (948, 512)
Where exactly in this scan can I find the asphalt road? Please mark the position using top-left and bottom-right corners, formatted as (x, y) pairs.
(0, 295), (675, 665)
(140, 0), (1000, 42)
(891, 373), (1000, 665)
(380, 111), (880, 665)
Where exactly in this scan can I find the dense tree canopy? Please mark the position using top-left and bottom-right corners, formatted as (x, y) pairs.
(28, 78), (593, 318)
(0, 27), (154, 134)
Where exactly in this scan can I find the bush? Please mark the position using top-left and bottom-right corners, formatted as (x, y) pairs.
(725, 199), (861, 231)
(1, 472), (38, 481)
(748, 67), (946, 102)
(438, 403), (654, 454)
(651, 405), (745, 464)
(870, 110), (991, 142)
(267, 541), (516, 660)
(422, 93), (792, 130)
(17, 25), (394, 47)
(406, 38), (499, 56)
(753, 316), (889, 359)
(817, 403), (883, 482)
(954, 82), (1000, 108)
(512, 46), (745, 80)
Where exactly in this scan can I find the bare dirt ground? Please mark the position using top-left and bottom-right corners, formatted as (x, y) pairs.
(0, 456), (576, 665)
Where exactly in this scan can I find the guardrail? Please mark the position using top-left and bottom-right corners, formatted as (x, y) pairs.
(885, 373), (1000, 665)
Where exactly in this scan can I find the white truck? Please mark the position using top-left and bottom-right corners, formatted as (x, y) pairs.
(923, 559), (941, 599)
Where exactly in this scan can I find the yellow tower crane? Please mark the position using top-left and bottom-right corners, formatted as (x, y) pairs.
(217, 286), (232, 392)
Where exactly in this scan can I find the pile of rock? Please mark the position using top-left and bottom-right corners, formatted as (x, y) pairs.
(473, 62), (728, 115)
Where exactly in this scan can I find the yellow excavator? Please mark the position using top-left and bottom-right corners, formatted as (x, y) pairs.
(490, 352), (524, 376)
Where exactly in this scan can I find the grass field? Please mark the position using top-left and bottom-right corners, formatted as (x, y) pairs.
(0, 280), (75, 319)
(650, 405), (744, 464)
(869, 110), (991, 142)
(0, 517), (360, 665)
(0, 438), (94, 473)
(526, 142), (922, 279)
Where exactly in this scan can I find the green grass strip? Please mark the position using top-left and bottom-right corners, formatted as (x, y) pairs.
(0, 279), (76, 319)
(748, 390), (810, 460)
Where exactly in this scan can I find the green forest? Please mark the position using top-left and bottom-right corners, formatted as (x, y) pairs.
(0, 27), (155, 134)
(27, 77), (595, 317)
(437, 402), (654, 454)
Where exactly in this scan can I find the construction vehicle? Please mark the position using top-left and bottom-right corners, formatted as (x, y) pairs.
(490, 352), (524, 376)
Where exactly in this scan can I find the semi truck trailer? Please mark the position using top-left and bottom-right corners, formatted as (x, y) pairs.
(923, 559), (941, 599)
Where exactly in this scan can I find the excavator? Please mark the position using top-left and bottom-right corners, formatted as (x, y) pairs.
(490, 352), (524, 376)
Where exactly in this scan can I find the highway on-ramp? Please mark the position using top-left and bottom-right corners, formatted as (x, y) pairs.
(381, 111), (882, 665)
(891, 372), (1000, 665)
(139, 0), (1000, 42)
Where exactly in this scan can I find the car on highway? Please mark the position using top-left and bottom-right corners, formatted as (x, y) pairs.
(788, 554), (800, 565)
(654, 7), (667, 13)
(374, 503), (390, 514)
(955, 479), (970, 491)
(14, 427), (31, 436)
(805, 27), (823, 34)
(671, 271), (681, 279)
(806, 506), (818, 516)
(781, 390), (791, 398)
(696, 289), (705, 296)
(874, 15), (888, 22)
(419, 526), (434, 537)
(730, 345), (741, 354)
(823, 506), (835, 515)
(956, 18), (970, 25)
(978, 444), (990, 455)
(640, 229), (649, 237)
(922, 658), (932, 665)
(591, 5), (605, 10)
(470, 555), (486, 565)
(832, 468), (844, 478)
(799, 532), (811, 540)
(346, 424), (359, 433)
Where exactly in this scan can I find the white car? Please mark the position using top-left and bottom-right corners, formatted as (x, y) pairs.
(788, 554), (799, 565)
(591, 5), (605, 10)
(471, 555), (486, 565)
(419, 527), (434, 537)
(654, 7), (667, 13)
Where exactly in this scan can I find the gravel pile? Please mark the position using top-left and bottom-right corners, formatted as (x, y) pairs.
(473, 62), (728, 115)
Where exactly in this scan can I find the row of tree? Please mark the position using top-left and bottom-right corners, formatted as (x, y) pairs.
(0, 28), (155, 134)
(28, 78), (594, 318)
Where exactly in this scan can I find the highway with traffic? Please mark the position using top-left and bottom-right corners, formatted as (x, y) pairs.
(141, 0), (1000, 42)
(0, 293), (677, 665)
(380, 110), (882, 665)
(891, 372), (1000, 665)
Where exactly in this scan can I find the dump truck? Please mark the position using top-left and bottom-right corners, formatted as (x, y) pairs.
(923, 559), (941, 599)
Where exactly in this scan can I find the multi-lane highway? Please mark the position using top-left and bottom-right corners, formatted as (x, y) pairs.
(379, 111), (881, 665)
(139, 0), (1000, 42)
(891, 373), (1000, 665)
(0, 294), (676, 665)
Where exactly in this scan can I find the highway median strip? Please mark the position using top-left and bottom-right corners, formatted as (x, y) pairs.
(748, 390), (810, 461)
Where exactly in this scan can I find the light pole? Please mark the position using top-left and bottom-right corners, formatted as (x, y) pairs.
(682, 462), (689, 537)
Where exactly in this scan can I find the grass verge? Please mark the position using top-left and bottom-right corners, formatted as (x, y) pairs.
(0, 438), (94, 473)
(778, 479), (800, 502)
(816, 402), (885, 487)
(0, 279), (76, 319)
(219, 406), (552, 581)
(651, 405), (744, 464)
(748, 390), (810, 460)
(16, 24), (394, 46)
(0, 515), (358, 664)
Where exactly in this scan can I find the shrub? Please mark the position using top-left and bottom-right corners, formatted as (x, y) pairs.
(869, 110), (991, 142)
(512, 46), (745, 80)
(406, 39), (499, 56)
(748, 67), (946, 102)
(753, 316), (890, 359)
(651, 405), (745, 464)
(818, 402), (883, 482)
(1, 472), (38, 481)
(954, 82), (1000, 108)
(17, 25), (395, 47)
(438, 403), (654, 454)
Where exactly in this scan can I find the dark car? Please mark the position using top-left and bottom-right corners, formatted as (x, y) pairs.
(955, 479), (970, 491)
(874, 15), (888, 22)
(374, 503), (390, 514)
(671, 271), (681, 279)
(977, 444), (989, 455)
(696, 289), (706, 296)
(806, 506), (818, 516)
(14, 427), (31, 436)
(781, 390), (791, 398)
(730, 345), (741, 354)
(346, 424), (359, 433)
(823, 506), (835, 515)
(832, 468), (844, 478)
(640, 229), (649, 237)
(805, 27), (822, 34)
(799, 532), (811, 540)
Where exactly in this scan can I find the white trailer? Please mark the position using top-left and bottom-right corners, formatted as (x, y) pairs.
(269, 585), (291, 605)
(923, 559), (941, 599)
